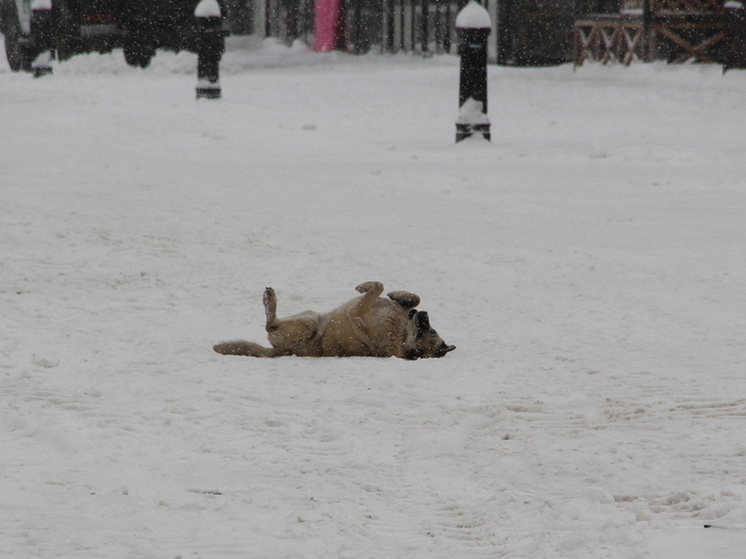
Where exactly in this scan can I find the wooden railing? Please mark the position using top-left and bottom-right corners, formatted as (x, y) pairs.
(574, 0), (736, 66)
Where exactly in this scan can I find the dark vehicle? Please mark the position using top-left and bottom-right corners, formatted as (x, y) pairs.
(0, 0), (251, 72)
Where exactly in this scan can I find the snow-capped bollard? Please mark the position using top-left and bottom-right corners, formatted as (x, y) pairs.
(455, 1), (492, 142)
(31, 51), (53, 78)
(195, 0), (225, 100)
(30, 0), (53, 77)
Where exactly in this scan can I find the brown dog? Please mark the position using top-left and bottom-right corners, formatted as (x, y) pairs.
(214, 281), (455, 359)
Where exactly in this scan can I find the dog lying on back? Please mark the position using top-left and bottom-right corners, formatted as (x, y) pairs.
(214, 281), (455, 360)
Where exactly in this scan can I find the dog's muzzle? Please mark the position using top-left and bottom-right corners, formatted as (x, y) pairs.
(435, 343), (456, 358)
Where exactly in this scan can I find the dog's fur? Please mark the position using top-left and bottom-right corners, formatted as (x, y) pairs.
(214, 282), (455, 360)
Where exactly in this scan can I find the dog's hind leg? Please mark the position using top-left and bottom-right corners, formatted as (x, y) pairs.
(264, 287), (279, 331)
(262, 287), (321, 355)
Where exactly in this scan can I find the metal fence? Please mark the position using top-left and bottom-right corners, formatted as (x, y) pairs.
(259, 0), (477, 55)
(255, 0), (574, 65)
(379, 0), (464, 55)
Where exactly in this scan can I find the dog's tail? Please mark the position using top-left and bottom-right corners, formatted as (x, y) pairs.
(213, 340), (282, 357)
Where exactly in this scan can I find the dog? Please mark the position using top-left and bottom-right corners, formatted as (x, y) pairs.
(213, 281), (455, 360)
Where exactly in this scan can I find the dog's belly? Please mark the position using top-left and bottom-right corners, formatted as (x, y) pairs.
(319, 305), (404, 357)
(319, 316), (375, 356)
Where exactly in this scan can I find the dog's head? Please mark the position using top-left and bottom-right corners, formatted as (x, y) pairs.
(403, 310), (456, 360)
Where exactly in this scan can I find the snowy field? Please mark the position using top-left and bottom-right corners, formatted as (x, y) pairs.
(2, 37), (746, 558)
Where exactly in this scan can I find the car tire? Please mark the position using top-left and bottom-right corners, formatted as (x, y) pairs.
(4, 7), (32, 72)
(123, 43), (155, 68)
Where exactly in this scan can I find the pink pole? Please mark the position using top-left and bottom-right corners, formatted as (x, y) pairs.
(314, 0), (342, 52)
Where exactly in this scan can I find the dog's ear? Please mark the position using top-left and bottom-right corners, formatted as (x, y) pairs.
(416, 311), (430, 329)
(408, 309), (418, 320)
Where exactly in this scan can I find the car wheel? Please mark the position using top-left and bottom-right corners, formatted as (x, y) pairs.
(123, 43), (155, 68)
(4, 9), (31, 72)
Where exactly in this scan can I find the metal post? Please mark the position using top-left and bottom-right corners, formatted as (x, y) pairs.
(724, 2), (746, 71)
(30, 0), (53, 77)
(455, 1), (492, 142)
(195, 0), (225, 100)
(421, 0), (429, 54)
(642, 0), (653, 62)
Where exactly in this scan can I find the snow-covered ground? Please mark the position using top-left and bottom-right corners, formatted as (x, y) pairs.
(1, 38), (745, 558)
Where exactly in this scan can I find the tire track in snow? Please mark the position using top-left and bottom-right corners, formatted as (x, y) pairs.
(669, 398), (746, 419)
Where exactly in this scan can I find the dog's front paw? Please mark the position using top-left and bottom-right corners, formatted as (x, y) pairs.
(355, 281), (383, 294)
(387, 291), (420, 309)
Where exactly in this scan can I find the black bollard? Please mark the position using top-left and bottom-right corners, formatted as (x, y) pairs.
(723, 2), (746, 72)
(455, 1), (492, 142)
(195, 0), (225, 100)
(30, 0), (54, 77)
